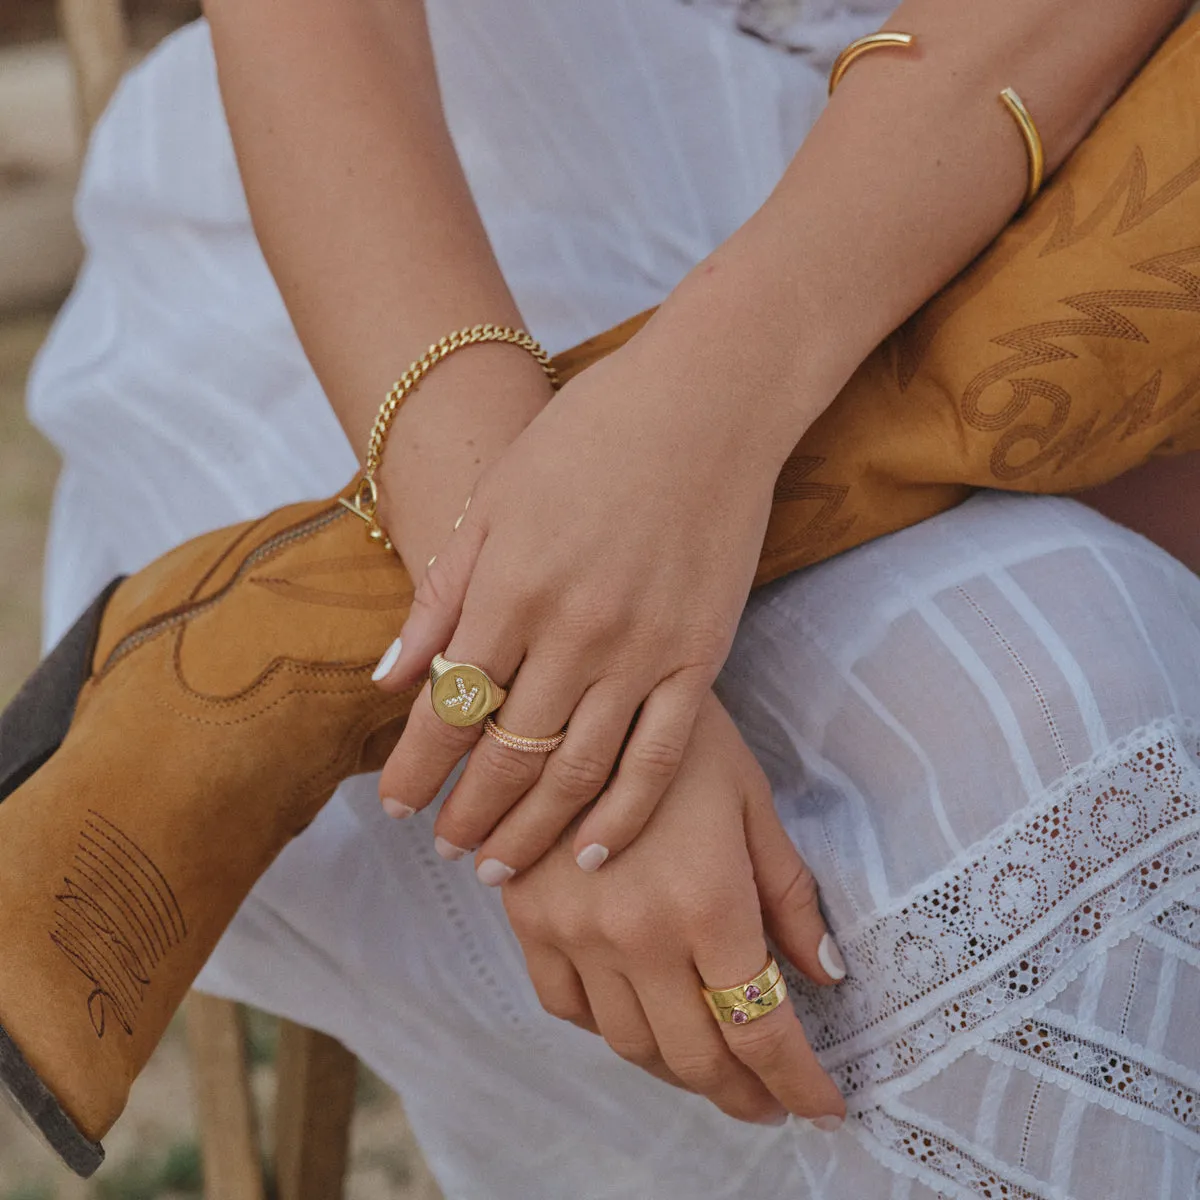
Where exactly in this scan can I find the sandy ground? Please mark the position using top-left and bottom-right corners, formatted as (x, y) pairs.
(0, 34), (444, 1200)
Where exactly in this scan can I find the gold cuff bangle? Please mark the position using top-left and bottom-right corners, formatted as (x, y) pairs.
(827, 31), (916, 96)
(999, 87), (1046, 209)
(341, 325), (559, 550)
(829, 33), (1046, 212)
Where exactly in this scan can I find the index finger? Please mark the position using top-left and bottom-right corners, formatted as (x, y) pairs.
(378, 680), (484, 850)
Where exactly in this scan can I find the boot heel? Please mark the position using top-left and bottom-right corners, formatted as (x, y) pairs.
(0, 1021), (104, 1176)
(0, 577), (123, 1176)
(0, 578), (124, 804)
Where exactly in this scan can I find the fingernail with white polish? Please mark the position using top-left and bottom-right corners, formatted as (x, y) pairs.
(382, 797), (415, 820)
(576, 844), (609, 872)
(371, 637), (403, 682)
(809, 1115), (844, 1133)
(817, 932), (847, 981)
(477, 859), (516, 887)
(434, 836), (469, 862)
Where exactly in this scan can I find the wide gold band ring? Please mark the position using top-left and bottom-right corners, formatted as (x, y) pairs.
(483, 716), (568, 754)
(702, 956), (788, 1025)
(429, 653), (507, 727)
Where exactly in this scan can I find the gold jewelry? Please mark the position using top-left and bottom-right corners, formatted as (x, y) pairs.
(702, 957), (788, 1025)
(828, 31), (915, 95)
(483, 716), (568, 754)
(341, 326), (558, 549)
(999, 87), (1046, 208)
(828, 35), (1045, 210)
(429, 653), (508, 728)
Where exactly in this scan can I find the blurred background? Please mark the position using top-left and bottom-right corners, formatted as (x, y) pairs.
(0, 3), (441, 1196)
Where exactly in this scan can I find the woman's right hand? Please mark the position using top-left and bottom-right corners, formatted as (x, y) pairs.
(501, 689), (848, 1128)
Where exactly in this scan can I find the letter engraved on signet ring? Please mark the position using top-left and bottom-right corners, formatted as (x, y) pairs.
(430, 664), (494, 727)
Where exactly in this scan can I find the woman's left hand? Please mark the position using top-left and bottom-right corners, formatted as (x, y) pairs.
(502, 688), (847, 1127)
(374, 306), (816, 879)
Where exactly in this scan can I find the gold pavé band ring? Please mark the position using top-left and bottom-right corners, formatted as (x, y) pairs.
(429, 653), (507, 728)
(702, 956), (788, 1026)
(483, 716), (568, 754)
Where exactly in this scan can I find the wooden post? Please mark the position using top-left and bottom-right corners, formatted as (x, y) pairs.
(274, 1020), (359, 1200)
(185, 994), (267, 1200)
(55, 0), (129, 141)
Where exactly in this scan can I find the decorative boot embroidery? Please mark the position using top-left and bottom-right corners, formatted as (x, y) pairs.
(50, 812), (186, 1038)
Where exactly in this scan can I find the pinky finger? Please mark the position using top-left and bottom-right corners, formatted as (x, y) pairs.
(571, 672), (706, 870)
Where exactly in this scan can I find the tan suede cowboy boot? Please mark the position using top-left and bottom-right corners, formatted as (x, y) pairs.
(3, 12), (1200, 1178)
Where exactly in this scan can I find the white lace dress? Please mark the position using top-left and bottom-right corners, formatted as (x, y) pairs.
(28, 3), (1200, 1197)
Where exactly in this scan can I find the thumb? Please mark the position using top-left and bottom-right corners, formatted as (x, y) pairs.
(743, 782), (847, 987)
(373, 517), (487, 692)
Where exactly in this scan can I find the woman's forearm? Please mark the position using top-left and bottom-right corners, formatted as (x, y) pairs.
(203, 0), (553, 575)
(642, 0), (1189, 459)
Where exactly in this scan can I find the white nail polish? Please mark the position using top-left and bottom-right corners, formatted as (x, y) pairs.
(371, 637), (403, 682)
(476, 858), (516, 887)
(576, 844), (609, 872)
(809, 1115), (844, 1133)
(381, 797), (415, 820)
(434, 836), (469, 861)
(817, 932), (847, 981)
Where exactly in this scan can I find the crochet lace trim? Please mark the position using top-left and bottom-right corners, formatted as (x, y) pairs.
(785, 720), (1200, 1112)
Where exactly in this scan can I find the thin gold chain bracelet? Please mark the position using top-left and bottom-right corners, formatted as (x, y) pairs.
(341, 324), (559, 549)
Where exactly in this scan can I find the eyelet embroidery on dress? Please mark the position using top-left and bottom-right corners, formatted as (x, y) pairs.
(1154, 899), (1200, 952)
(782, 721), (1200, 1110)
(856, 1107), (1050, 1200)
(989, 1016), (1200, 1147)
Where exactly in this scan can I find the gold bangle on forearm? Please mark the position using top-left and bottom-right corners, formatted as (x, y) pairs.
(828, 33), (1046, 211)
(341, 324), (559, 549)
(828, 31), (916, 96)
(999, 87), (1046, 208)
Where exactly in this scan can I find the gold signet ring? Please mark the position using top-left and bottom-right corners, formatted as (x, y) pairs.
(429, 653), (507, 727)
(701, 956), (788, 1025)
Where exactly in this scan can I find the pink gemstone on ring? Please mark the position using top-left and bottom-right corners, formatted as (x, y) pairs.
(731, 1008), (749, 1024)
(744, 984), (762, 1001)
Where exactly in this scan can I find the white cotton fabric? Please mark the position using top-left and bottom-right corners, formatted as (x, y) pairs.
(26, 5), (1200, 1198)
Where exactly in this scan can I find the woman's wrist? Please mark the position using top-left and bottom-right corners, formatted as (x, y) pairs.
(374, 345), (556, 580)
(639, 220), (872, 472)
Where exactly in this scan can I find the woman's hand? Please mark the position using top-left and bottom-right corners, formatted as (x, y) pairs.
(502, 690), (847, 1127)
(374, 310), (819, 879)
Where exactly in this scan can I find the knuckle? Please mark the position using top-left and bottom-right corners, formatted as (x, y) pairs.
(605, 1035), (661, 1070)
(685, 889), (743, 932)
(669, 1051), (730, 1096)
(539, 993), (589, 1026)
(679, 616), (733, 669)
(626, 733), (687, 781)
(475, 742), (542, 791)
(549, 748), (613, 797)
(501, 889), (542, 939)
(775, 861), (821, 917)
(413, 558), (458, 615)
(726, 1012), (791, 1060)
(422, 712), (478, 758)
(595, 906), (661, 956)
